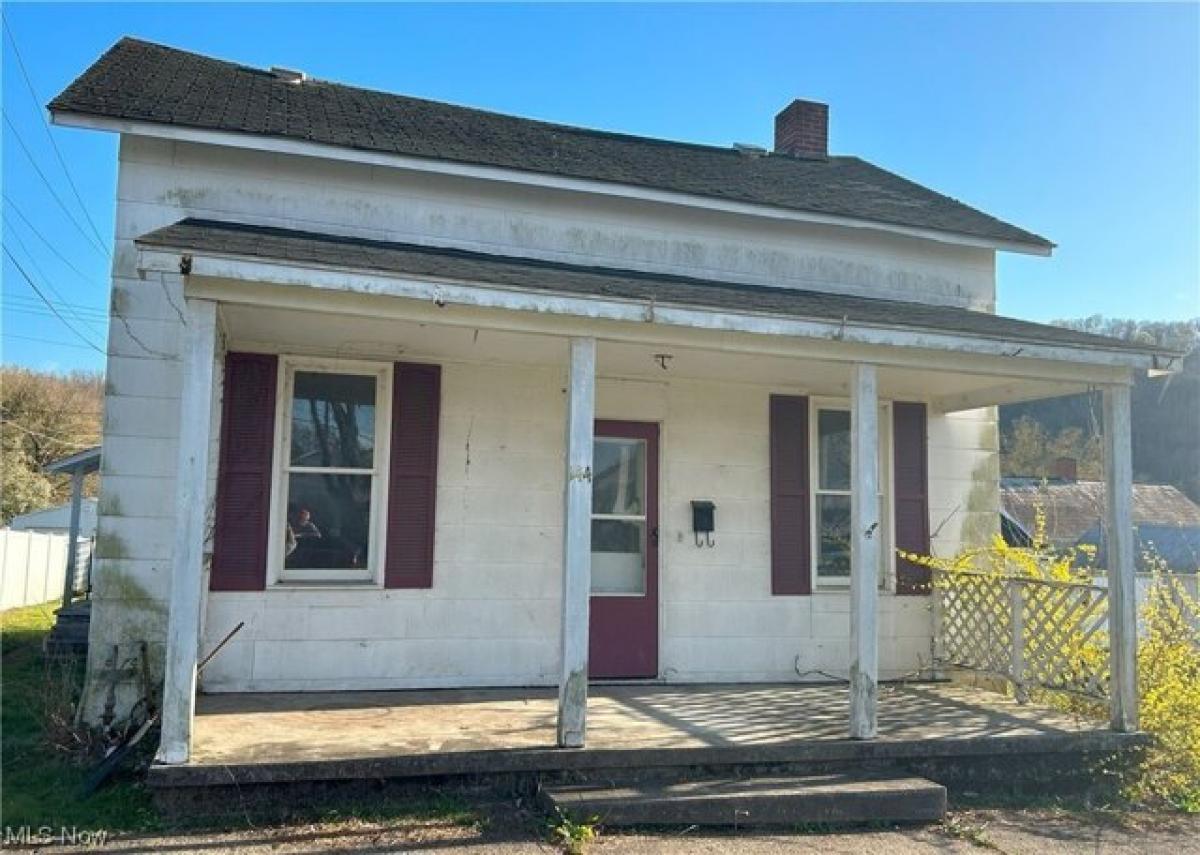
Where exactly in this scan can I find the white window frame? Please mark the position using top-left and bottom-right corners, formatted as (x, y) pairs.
(590, 435), (650, 598)
(809, 397), (894, 592)
(266, 356), (393, 587)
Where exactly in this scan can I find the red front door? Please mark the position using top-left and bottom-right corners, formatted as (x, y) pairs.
(589, 420), (659, 679)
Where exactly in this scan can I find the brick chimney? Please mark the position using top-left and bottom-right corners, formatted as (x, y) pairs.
(774, 99), (829, 158)
(1051, 456), (1078, 482)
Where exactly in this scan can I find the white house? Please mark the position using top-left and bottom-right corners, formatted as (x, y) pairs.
(51, 38), (1176, 765)
(9, 498), (99, 537)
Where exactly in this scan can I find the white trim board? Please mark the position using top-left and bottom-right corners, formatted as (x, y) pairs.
(55, 111), (1052, 257)
(135, 246), (1158, 380)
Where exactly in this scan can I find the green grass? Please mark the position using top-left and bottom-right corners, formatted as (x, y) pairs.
(1, 602), (160, 832)
(1, 605), (486, 836)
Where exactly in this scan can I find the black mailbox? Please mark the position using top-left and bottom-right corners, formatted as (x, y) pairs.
(691, 500), (715, 547)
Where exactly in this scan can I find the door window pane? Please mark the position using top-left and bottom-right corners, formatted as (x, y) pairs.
(817, 409), (851, 491)
(284, 473), (372, 571)
(593, 438), (645, 516)
(591, 519), (646, 594)
(816, 494), (851, 579)
(290, 371), (377, 468)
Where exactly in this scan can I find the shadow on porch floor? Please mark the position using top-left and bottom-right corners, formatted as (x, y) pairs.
(189, 682), (1102, 767)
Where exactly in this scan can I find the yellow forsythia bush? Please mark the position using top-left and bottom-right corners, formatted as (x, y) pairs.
(1133, 563), (1200, 811)
(903, 504), (1200, 811)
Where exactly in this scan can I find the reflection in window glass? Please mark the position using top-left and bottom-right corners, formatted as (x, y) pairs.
(290, 371), (376, 469)
(284, 473), (372, 572)
(818, 409), (851, 491)
(279, 367), (383, 583)
(816, 494), (851, 578)
(592, 439), (645, 516)
(591, 519), (646, 594)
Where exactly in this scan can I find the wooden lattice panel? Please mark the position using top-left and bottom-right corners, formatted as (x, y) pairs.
(935, 570), (1110, 702)
(937, 573), (1011, 676)
(1020, 582), (1109, 698)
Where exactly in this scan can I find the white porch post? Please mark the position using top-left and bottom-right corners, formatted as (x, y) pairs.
(156, 297), (218, 764)
(59, 468), (84, 609)
(1103, 383), (1138, 732)
(849, 363), (880, 739)
(557, 336), (596, 748)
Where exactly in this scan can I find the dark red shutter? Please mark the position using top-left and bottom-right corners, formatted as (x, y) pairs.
(385, 362), (441, 588)
(770, 395), (811, 595)
(211, 353), (278, 591)
(893, 402), (931, 595)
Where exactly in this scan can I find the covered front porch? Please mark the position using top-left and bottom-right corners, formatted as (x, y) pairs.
(150, 681), (1134, 787)
(134, 219), (1164, 767)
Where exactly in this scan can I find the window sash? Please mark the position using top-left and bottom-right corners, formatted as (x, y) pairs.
(267, 358), (392, 586)
(810, 401), (893, 589)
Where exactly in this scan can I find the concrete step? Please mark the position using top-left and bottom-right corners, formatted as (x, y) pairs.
(541, 773), (947, 827)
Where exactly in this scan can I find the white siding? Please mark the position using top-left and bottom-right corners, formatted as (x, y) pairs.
(196, 369), (984, 691)
(119, 135), (996, 310)
(83, 132), (998, 712)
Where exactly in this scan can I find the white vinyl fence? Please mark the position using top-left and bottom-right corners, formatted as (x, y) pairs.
(0, 530), (92, 611)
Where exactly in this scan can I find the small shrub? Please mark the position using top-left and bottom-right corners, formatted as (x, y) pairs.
(548, 808), (599, 854)
(1131, 567), (1200, 810)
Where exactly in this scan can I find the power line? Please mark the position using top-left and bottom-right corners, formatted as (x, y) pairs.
(5, 332), (104, 353)
(7, 305), (109, 327)
(5, 291), (108, 314)
(3, 246), (105, 354)
(3, 193), (105, 289)
(3, 111), (110, 259)
(6, 294), (108, 320)
(3, 227), (107, 332)
(2, 15), (110, 254)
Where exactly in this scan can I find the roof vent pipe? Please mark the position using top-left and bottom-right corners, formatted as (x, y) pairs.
(732, 143), (768, 158)
(270, 66), (307, 84)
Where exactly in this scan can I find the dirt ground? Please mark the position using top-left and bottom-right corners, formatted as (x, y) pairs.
(22, 808), (1200, 854)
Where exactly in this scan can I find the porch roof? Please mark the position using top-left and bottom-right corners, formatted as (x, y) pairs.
(138, 218), (1173, 366)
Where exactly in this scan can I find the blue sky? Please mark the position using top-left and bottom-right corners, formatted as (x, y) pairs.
(3, 3), (1197, 373)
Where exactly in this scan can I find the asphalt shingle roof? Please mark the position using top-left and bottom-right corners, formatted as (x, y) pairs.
(1002, 481), (1200, 572)
(54, 37), (1053, 251)
(137, 219), (1154, 356)
(1003, 481), (1200, 547)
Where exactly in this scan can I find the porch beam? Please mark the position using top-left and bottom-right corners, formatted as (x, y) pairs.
(849, 363), (880, 739)
(157, 253), (1170, 374)
(1103, 383), (1138, 732)
(156, 297), (218, 765)
(183, 275), (1143, 387)
(931, 380), (1093, 414)
(558, 336), (596, 748)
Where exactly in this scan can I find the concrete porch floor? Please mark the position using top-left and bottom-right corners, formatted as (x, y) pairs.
(148, 682), (1137, 788)
(191, 682), (1103, 765)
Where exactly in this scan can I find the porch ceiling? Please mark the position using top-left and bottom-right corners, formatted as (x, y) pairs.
(219, 302), (1091, 410)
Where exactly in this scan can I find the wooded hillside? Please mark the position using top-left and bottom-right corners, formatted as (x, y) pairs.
(1, 366), (104, 524)
(1000, 317), (1200, 503)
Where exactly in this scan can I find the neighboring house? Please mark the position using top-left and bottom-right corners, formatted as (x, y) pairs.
(1002, 478), (1200, 573)
(50, 38), (1178, 764)
(9, 498), (99, 537)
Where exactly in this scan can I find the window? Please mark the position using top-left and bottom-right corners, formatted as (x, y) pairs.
(810, 401), (892, 588)
(269, 359), (391, 584)
(591, 437), (648, 595)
